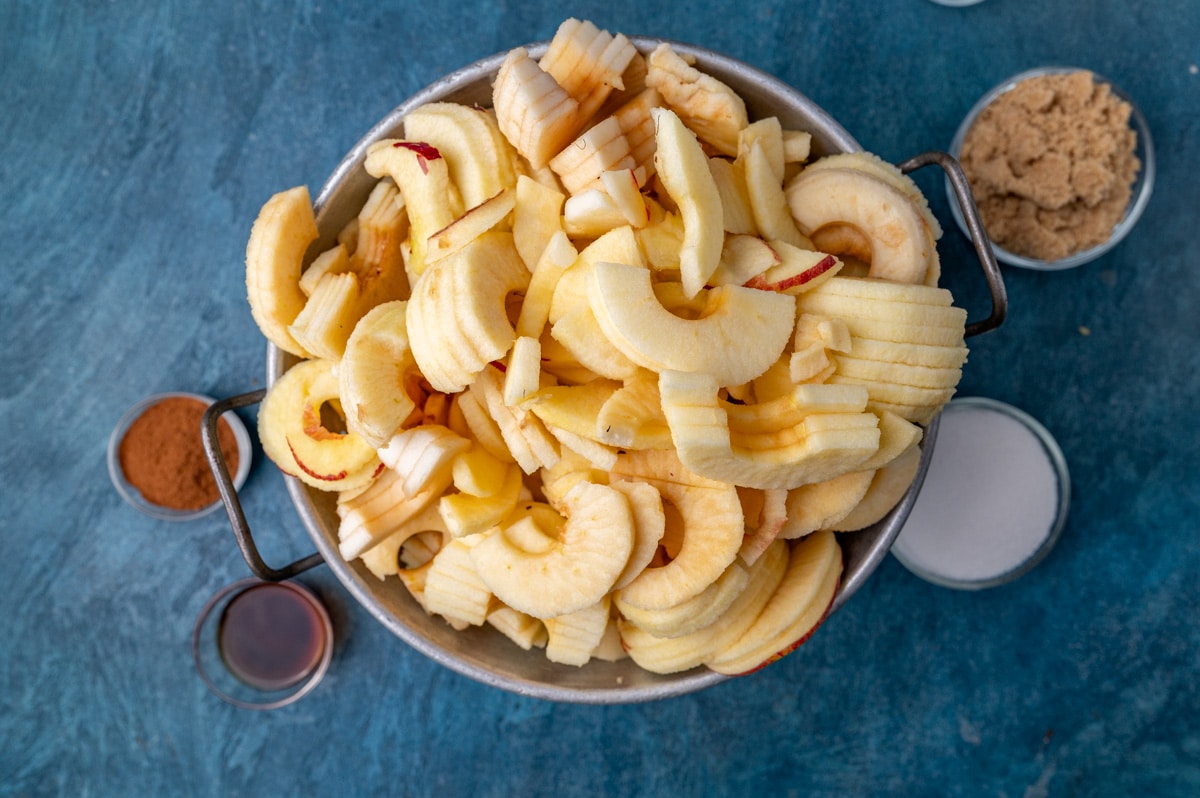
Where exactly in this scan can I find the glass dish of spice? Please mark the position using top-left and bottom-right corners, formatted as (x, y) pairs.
(108, 392), (252, 521)
(890, 397), (1070, 590)
(948, 66), (1154, 270)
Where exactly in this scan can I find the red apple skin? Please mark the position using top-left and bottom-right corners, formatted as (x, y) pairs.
(288, 441), (385, 483)
(391, 141), (442, 174)
(744, 254), (837, 293)
(732, 576), (840, 677)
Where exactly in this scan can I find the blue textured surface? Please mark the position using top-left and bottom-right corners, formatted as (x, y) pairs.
(3, 2), (1199, 795)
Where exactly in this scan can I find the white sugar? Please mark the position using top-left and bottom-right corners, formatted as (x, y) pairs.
(892, 401), (1064, 586)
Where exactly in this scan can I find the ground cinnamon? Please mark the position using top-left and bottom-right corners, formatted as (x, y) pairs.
(118, 396), (240, 511)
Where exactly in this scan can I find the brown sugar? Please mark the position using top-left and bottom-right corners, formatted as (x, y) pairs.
(959, 70), (1140, 261)
(118, 396), (240, 511)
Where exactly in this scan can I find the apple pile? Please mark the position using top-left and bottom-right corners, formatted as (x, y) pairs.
(243, 18), (968, 675)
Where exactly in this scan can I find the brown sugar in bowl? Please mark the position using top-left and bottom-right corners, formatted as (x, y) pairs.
(948, 66), (1154, 270)
(108, 392), (252, 521)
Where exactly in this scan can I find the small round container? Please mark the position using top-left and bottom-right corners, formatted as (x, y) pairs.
(891, 398), (1070, 590)
(108, 392), (252, 521)
(948, 66), (1155, 270)
(192, 577), (334, 710)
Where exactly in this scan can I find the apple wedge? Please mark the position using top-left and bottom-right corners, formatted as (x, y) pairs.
(245, 185), (318, 358)
(705, 529), (843, 675)
(338, 300), (419, 449)
(402, 101), (519, 208)
(651, 107), (725, 298)
(257, 358), (382, 492)
(470, 481), (635, 618)
(589, 260), (794, 387)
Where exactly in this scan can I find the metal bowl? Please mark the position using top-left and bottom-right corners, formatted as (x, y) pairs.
(259, 38), (970, 703)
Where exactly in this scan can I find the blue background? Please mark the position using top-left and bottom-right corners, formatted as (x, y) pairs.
(2, 1), (1198, 795)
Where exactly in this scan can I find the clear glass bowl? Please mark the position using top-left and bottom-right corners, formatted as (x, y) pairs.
(890, 397), (1070, 590)
(192, 577), (334, 710)
(948, 66), (1155, 271)
(108, 392), (252, 521)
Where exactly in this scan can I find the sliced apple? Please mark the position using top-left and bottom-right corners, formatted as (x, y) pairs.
(425, 187), (516, 266)
(402, 101), (519, 208)
(364, 139), (460, 278)
(589, 260), (794, 387)
(257, 358), (381, 492)
(338, 300), (419, 449)
(651, 107), (725, 299)
(245, 185), (318, 357)
(492, 47), (581, 170)
(470, 481), (635, 618)
(705, 529), (843, 675)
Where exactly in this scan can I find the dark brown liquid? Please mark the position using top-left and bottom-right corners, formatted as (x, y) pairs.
(217, 583), (327, 691)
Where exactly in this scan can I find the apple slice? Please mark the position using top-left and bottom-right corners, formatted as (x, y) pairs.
(364, 139), (460, 278)
(377, 424), (470, 499)
(503, 335), (543, 407)
(338, 300), (419, 449)
(707, 157), (757, 235)
(257, 358), (381, 492)
(651, 107), (725, 298)
(619, 538), (787, 674)
(549, 116), (636, 195)
(744, 243), (841, 295)
(659, 370), (880, 490)
(515, 230), (578, 340)
(589, 260), (794, 387)
(402, 101), (519, 208)
(612, 458), (744, 611)
(709, 234), (780, 286)
(600, 168), (649, 228)
(470, 481), (635, 619)
(743, 138), (807, 248)
(645, 43), (747, 157)
(425, 187), (516, 266)
(545, 596), (613, 667)
(512, 174), (566, 272)
(538, 18), (637, 124)
(245, 185), (318, 358)
(562, 188), (629, 238)
(705, 529), (843, 675)
(492, 47), (581, 170)
(830, 444), (922, 532)
(616, 558), (749, 639)
(785, 166), (936, 285)
(550, 304), (642, 381)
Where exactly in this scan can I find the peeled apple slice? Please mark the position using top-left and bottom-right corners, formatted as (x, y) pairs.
(650, 107), (724, 299)
(611, 452), (744, 611)
(257, 358), (381, 493)
(338, 300), (419, 449)
(469, 481), (635, 619)
(705, 529), (843, 675)
(245, 185), (318, 358)
(589, 260), (794, 387)
(659, 370), (880, 489)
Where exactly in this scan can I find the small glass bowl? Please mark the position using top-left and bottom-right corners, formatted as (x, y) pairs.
(891, 398), (1070, 590)
(108, 392), (252, 521)
(948, 66), (1155, 270)
(192, 577), (334, 710)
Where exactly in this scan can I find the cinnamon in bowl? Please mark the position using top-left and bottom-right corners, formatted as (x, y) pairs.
(108, 392), (252, 521)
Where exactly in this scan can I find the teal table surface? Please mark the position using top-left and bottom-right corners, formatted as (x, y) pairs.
(3, 2), (1198, 796)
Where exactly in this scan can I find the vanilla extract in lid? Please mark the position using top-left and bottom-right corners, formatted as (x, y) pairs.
(891, 398), (1069, 589)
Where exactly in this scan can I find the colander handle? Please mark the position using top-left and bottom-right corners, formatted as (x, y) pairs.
(898, 150), (1007, 338)
(202, 390), (324, 581)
